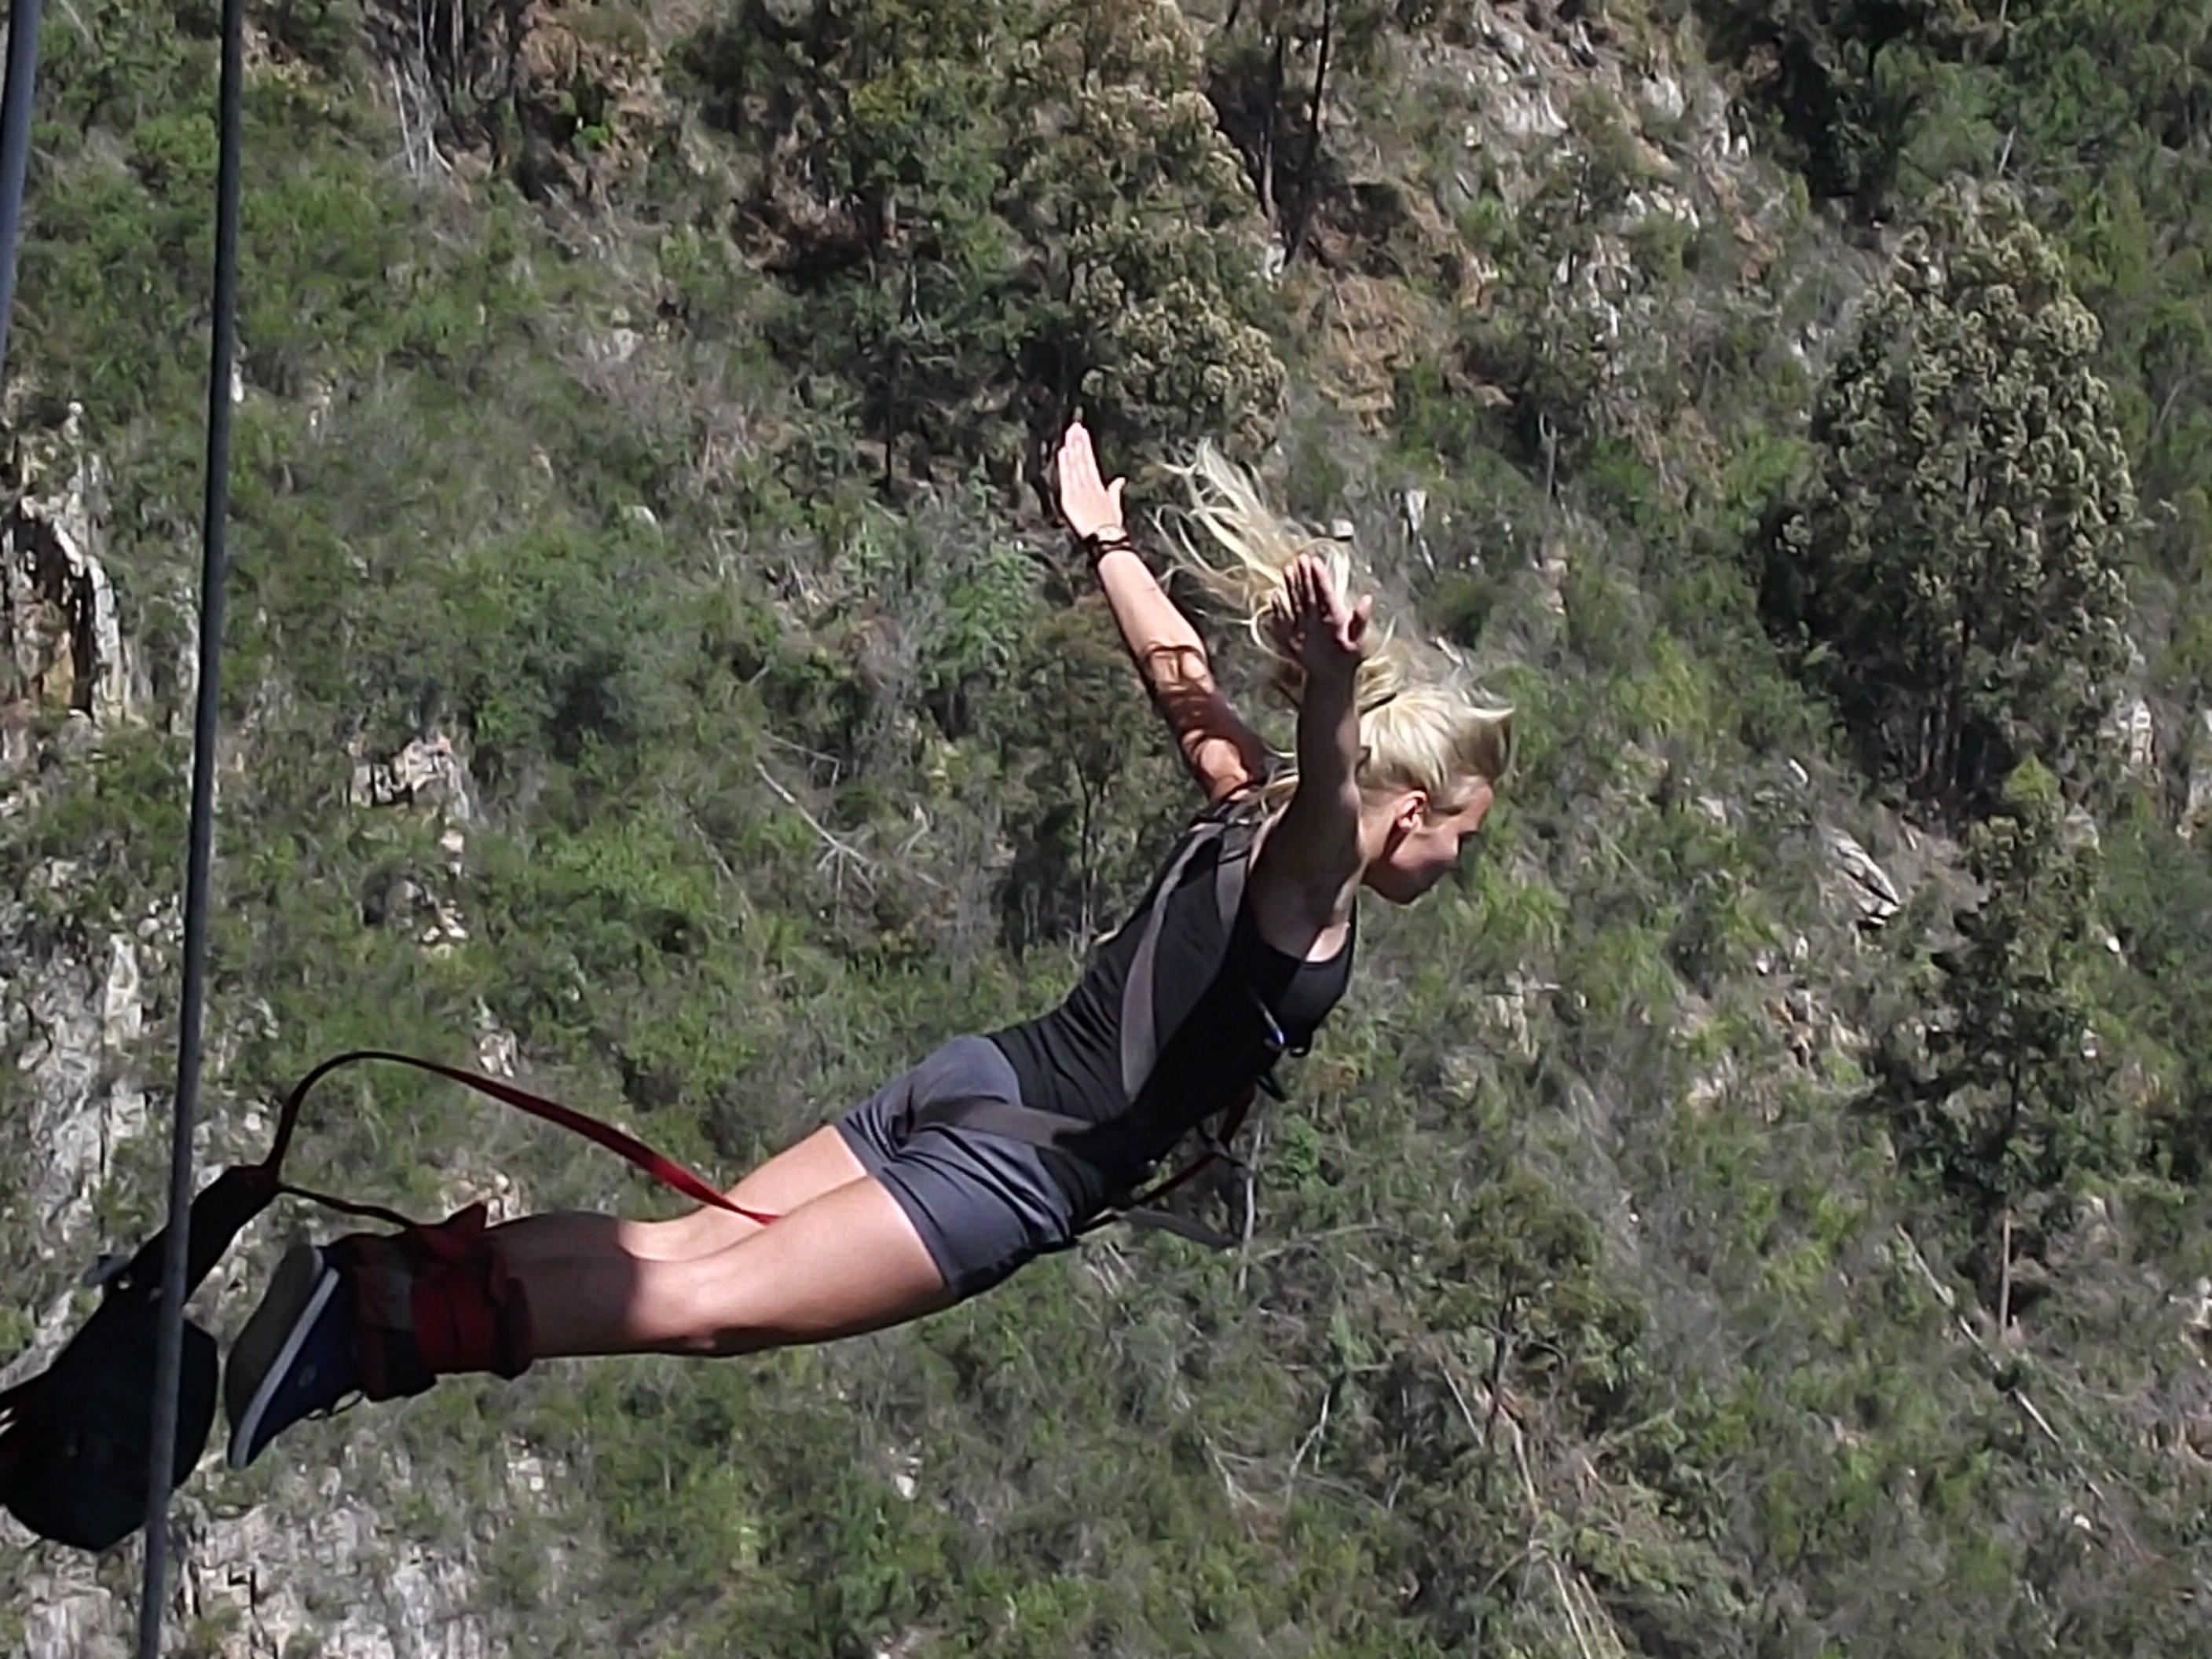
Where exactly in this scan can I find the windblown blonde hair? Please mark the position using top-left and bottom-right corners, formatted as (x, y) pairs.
(1157, 441), (1516, 809)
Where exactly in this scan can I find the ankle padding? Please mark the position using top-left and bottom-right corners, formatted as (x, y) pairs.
(331, 1203), (535, 1401)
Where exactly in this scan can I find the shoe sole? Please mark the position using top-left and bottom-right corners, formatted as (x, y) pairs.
(225, 1242), (339, 1470)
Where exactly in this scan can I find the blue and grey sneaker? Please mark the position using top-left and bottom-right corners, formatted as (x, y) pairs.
(223, 1242), (359, 1470)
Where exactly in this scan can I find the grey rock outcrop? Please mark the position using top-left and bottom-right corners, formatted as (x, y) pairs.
(2, 404), (134, 736)
(1825, 826), (1903, 929)
(348, 731), (478, 823)
(2181, 710), (2212, 841)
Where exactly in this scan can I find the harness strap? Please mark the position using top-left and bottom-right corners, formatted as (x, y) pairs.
(0, 1051), (771, 1549)
(0, 1163), (277, 1485)
(1080, 1083), (1257, 1248)
(914, 1080), (1264, 1251)
(260, 1049), (780, 1227)
(334, 1202), (533, 1397)
(1096, 1207), (1241, 1250)
(907, 1096), (1128, 1162)
(16, 1049), (780, 1397)
(1119, 817), (1227, 1101)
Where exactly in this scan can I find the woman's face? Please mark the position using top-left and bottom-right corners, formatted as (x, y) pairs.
(1364, 780), (1495, 904)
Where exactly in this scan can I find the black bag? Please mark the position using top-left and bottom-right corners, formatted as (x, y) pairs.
(0, 1166), (275, 1551)
(1, 1048), (775, 1552)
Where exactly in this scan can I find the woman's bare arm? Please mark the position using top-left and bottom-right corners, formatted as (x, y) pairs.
(1247, 557), (1371, 942)
(1057, 423), (1269, 801)
(1091, 542), (1269, 799)
(1261, 668), (1363, 896)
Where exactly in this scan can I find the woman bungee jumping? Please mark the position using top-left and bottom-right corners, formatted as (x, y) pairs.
(221, 419), (1514, 1469)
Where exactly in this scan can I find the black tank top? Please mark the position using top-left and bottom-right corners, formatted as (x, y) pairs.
(987, 794), (1356, 1200)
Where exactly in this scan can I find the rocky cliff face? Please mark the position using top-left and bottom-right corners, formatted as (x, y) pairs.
(0, 401), (538, 1654)
(3, 408), (159, 1251)
(2, 404), (135, 738)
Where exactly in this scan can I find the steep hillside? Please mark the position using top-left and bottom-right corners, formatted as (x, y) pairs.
(5, 2), (2210, 1654)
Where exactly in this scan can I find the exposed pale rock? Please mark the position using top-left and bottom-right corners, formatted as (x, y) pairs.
(475, 1001), (518, 1079)
(2, 403), (133, 730)
(2181, 711), (2212, 840)
(1536, 541), (1570, 616)
(10, 911), (152, 1232)
(2182, 1276), (2212, 1355)
(181, 1492), (503, 1659)
(1494, 84), (1567, 138)
(1825, 827), (1902, 928)
(2103, 694), (2155, 776)
(1483, 972), (1573, 1066)
(1685, 1053), (1738, 1115)
(349, 731), (477, 823)
(102, 934), (142, 1050)
(25, 1586), (119, 1659)
(1400, 486), (1427, 541)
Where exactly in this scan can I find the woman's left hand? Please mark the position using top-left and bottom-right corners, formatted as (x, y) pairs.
(1265, 554), (1374, 685)
(1054, 420), (1126, 544)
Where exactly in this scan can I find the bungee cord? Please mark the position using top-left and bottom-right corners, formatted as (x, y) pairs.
(131, 0), (246, 1643)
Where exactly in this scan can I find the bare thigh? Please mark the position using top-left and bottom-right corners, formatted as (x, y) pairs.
(533, 1166), (956, 1360)
(487, 1122), (873, 1292)
(628, 1124), (870, 1260)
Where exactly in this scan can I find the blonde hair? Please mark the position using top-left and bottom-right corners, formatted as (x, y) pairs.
(1157, 441), (1516, 810)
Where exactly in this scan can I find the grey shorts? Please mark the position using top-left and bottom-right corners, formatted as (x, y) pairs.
(834, 1035), (1086, 1301)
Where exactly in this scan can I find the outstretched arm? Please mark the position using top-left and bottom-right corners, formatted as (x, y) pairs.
(1055, 422), (1269, 803)
(1248, 555), (1372, 939)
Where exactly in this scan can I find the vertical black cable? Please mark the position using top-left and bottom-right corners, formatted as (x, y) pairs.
(0, 0), (46, 391)
(136, 0), (244, 1647)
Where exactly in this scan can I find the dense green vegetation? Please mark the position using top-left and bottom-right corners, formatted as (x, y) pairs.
(5, 0), (2211, 1654)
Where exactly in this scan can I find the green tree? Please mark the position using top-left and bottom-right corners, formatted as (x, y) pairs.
(680, 0), (1283, 483)
(996, 603), (1159, 949)
(1009, 0), (1286, 457)
(1761, 183), (2133, 816)
(680, 0), (1025, 485)
(1458, 84), (1668, 473)
(1206, 0), (1392, 264)
(1888, 760), (2130, 1317)
(1690, 0), (1987, 217)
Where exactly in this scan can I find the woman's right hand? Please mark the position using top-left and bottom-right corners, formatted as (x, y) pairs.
(1055, 420), (1126, 543)
(1265, 553), (1374, 687)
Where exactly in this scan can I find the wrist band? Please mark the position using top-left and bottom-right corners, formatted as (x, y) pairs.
(1079, 528), (1135, 566)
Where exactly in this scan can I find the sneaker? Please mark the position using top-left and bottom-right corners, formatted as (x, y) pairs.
(224, 1242), (358, 1470)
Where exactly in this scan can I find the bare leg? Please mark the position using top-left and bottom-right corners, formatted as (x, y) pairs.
(486, 1123), (870, 1276)
(218, 1131), (947, 1473)
(476, 1121), (954, 1363)
(522, 1172), (955, 1360)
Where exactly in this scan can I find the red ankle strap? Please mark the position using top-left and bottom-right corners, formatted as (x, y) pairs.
(334, 1206), (533, 1399)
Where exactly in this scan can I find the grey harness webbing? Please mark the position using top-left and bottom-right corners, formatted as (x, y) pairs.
(907, 1090), (1263, 1250)
(1119, 800), (1259, 1101)
(1118, 819), (1222, 1101)
(916, 794), (1278, 1249)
